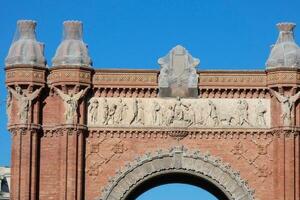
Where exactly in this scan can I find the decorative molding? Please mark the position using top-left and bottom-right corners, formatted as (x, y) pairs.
(42, 124), (87, 137)
(199, 88), (270, 99)
(88, 127), (300, 140)
(93, 73), (157, 87)
(48, 67), (92, 86)
(98, 146), (255, 200)
(8, 124), (41, 136)
(267, 71), (300, 85)
(5, 67), (46, 85)
(94, 88), (158, 98)
(199, 74), (266, 87)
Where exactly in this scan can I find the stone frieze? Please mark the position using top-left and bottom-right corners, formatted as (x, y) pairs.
(87, 97), (270, 128)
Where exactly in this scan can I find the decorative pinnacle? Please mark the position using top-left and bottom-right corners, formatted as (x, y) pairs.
(63, 20), (83, 40)
(277, 22), (296, 32)
(17, 20), (37, 39)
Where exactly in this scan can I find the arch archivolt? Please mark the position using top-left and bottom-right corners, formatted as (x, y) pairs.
(98, 146), (255, 200)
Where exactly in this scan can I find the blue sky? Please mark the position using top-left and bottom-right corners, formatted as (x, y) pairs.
(0, 0), (300, 198)
(137, 183), (217, 200)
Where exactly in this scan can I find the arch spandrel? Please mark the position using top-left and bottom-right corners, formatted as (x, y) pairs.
(98, 146), (255, 200)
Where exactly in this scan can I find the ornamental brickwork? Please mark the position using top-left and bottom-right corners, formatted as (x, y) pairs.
(5, 20), (300, 200)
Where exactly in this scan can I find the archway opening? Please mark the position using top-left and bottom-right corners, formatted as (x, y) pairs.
(137, 183), (218, 200)
(125, 171), (230, 200)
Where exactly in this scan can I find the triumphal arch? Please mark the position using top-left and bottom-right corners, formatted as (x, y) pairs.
(5, 20), (300, 200)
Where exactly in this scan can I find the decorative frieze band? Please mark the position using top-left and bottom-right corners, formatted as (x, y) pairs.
(199, 73), (266, 87)
(93, 72), (157, 87)
(87, 97), (271, 128)
(87, 127), (299, 140)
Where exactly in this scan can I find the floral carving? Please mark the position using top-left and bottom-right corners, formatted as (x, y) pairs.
(231, 139), (273, 182)
(86, 138), (127, 180)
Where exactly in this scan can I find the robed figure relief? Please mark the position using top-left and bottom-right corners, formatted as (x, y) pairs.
(53, 86), (89, 124)
(272, 90), (300, 126)
(8, 86), (42, 123)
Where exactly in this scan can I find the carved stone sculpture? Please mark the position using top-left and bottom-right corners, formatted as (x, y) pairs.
(5, 20), (46, 67)
(6, 91), (12, 124)
(106, 104), (117, 125)
(87, 97), (270, 128)
(266, 22), (300, 69)
(236, 100), (251, 126)
(8, 86), (42, 123)
(114, 99), (127, 124)
(165, 105), (175, 126)
(255, 100), (267, 127)
(152, 101), (162, 125)
(272, 90), (300, 126)
(102, 99), (109, 125)
(130, 99), (138, 125)
(184, 104), (195, 126)
(52, 21), (92, 67)
(137, 100), (145, 125)
(53, 87), (89, 124)
(158, 45), (200, 97)
(89, 99), (99, 124)
(207, 100), (219, 126)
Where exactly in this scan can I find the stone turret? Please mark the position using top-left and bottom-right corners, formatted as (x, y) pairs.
(52, 20), (92, 67)
(266, 22), (300, 69)
(5, 20), (46, 200)
(5, 20), (46, 67)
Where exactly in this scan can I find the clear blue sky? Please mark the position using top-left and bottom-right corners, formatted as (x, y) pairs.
(1, 0), (300, 198)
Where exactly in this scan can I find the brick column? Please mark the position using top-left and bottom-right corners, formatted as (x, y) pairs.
(49, 66), (92, 200)
(267, 69), (299, 200)
(9, 126), (41, 200)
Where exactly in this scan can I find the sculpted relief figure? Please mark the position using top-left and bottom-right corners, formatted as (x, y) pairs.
(137, 100), (145, 125)
(184, 104), (195, 126)
(114, 99), (128, 125)
(8, 86), (42, 123)
(152, 101), (162, 125)
(102, 99), (109, 125)
(236, 100), (251, 126)
(272, 90), (300, 126)
(174, 97), (187, 121)
(165, 105), (175, 126)
(207, 100), (219, 126)
(6, 90), (12, 123)
(106, 104), (117, 125)
(130, 99), (144, 125)
(86, 97), (270, 128)
(53, 87), (89, 124)
(89, 99), (99, 124)
(255, 100), (267, 127)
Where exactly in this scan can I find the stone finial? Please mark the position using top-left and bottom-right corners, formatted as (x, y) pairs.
(158, 45), (200, 97)
(266, 22), (300, 69)
(52, 20), (92, 67)
(5, 20), (46, 67)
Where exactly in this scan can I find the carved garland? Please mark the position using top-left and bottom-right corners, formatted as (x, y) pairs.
(98, 146), (255, 200)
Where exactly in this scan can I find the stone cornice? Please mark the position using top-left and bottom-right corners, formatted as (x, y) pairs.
(86, 127), (299, 140)
(9, 124), (299, 139)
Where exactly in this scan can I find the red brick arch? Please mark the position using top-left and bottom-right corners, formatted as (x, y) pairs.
(99, 146), (254, 200)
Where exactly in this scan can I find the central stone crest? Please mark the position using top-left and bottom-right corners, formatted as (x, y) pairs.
(158, 45), (200, 97)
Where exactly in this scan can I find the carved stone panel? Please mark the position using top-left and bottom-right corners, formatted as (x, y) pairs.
(87, 97), (270, 128)
(158, 45), (200, 97)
